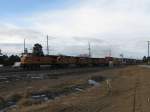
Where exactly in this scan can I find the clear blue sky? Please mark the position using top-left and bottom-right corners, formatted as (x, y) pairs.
(0, 0), (78, 16)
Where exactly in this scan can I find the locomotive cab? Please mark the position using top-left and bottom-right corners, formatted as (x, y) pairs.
(21, 53), (36, 69)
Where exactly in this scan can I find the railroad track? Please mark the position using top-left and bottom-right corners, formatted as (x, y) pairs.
(0, 66), (112, 74)
(0, 68), (72, 75)
(0, 64), (127, 74)
(0, 65), (127, 85)
(0, 67), (109, 84)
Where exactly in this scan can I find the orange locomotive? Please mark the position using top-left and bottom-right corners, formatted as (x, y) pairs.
(20, 43), (142, 69)
(21, 53), (107, 69)
(21, 54), (57, 69)
(21, 54), (142, 69)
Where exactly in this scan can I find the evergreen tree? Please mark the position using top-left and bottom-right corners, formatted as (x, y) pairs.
(32, 43), (44, 56)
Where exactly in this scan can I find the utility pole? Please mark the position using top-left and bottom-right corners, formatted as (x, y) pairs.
(148, 41), (150, 64)
(47, 35), (49, 55)
(148, 41), (150, 57)
(88, 42), (91, 57)
(23, 39), (28, 54)
(109, 49), (112, 57)
(24, 39), (26, 53)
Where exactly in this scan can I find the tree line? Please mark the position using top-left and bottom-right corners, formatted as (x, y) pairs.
(0, 53), (20, 66)
(143, 56), (150, 63)
(0, 43), (43, 66)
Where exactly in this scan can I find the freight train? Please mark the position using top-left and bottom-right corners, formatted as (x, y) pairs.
(20, 53), (142, 69)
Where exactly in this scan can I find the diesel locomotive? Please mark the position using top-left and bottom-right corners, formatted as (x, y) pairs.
(20, 43), (142, 69)
(20, 53), (142, 69)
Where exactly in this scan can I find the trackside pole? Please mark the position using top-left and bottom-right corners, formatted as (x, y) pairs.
(106, 79), (112, 95)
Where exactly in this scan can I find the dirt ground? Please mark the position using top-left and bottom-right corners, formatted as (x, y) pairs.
(3, 65), (150, 112)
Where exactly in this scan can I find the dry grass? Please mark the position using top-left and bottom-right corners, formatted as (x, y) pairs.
(10, 66), (150, 112)
(4, 66), (150, 112)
